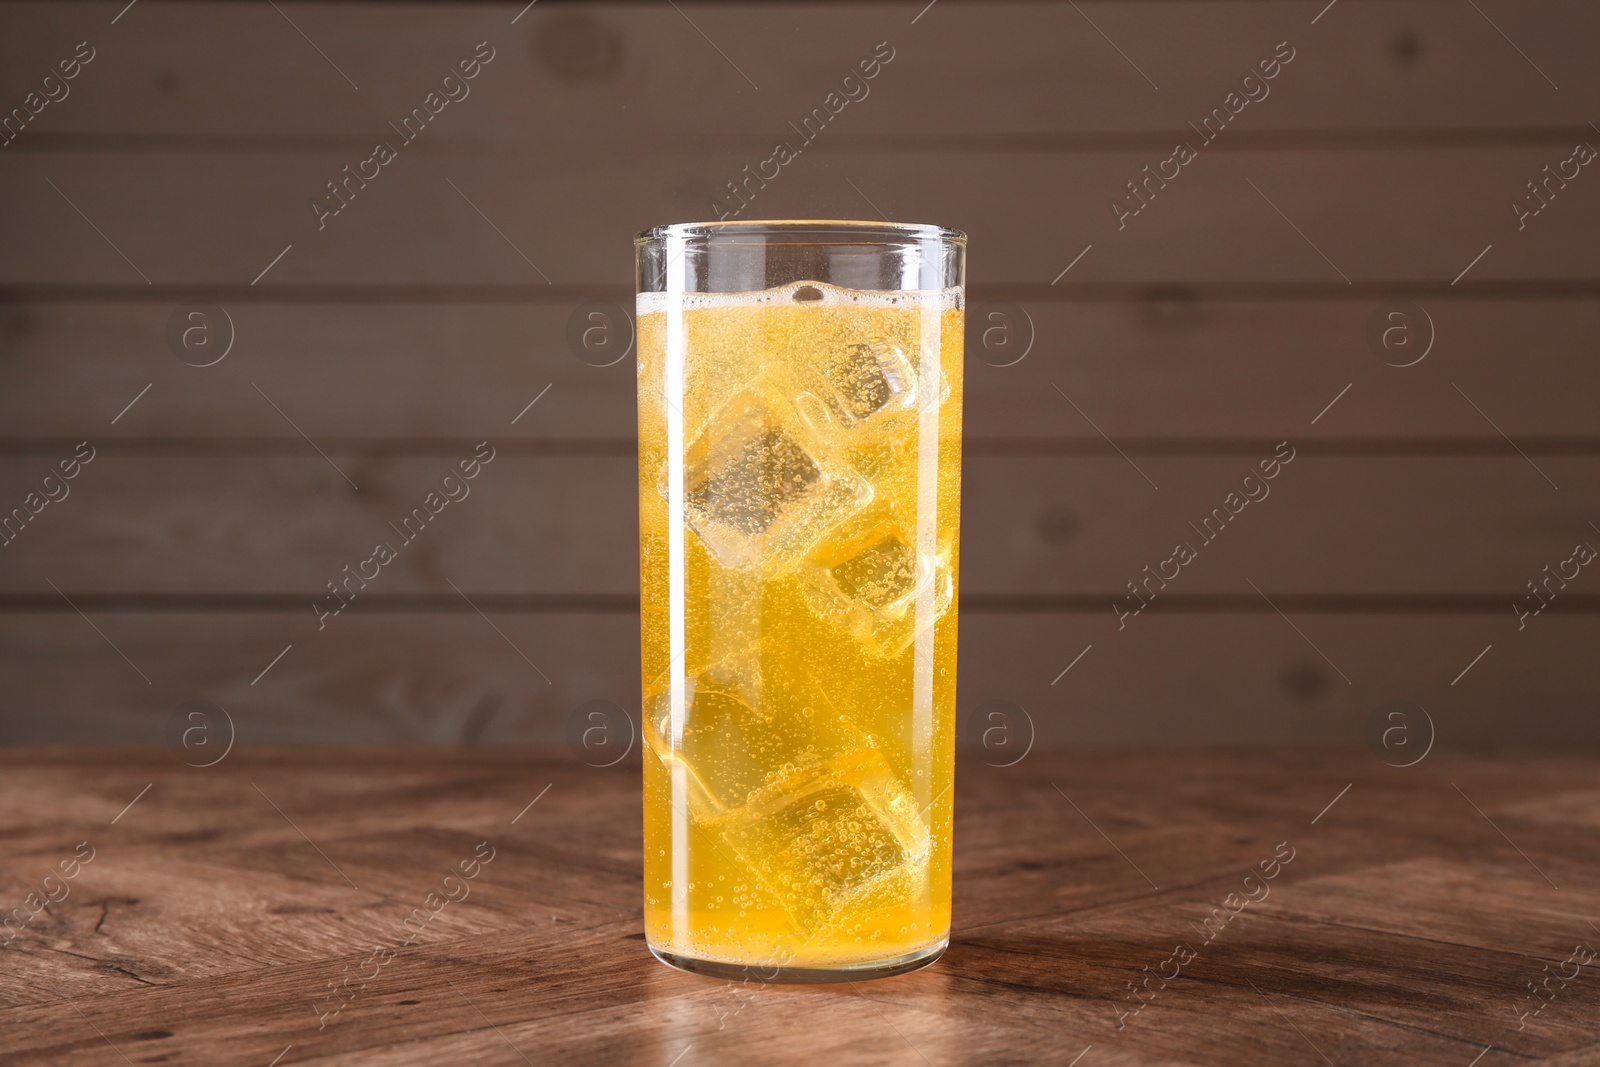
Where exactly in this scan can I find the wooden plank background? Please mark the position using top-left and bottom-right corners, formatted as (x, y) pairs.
(1, 0), (1596, 747)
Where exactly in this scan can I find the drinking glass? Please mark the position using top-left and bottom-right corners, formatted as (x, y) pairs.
(635, 220), (964, 981)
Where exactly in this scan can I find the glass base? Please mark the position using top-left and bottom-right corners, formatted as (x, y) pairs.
(648, 937), (948, 984)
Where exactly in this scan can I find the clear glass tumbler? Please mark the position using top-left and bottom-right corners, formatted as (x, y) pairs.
(635, 221), (965, 982)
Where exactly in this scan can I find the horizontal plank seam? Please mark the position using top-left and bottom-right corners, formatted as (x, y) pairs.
(0, 594), (1596, 614)
(8, 438), (1600, 457)
(8, 126), (1599, 155)
(7, 282), (1600, 303)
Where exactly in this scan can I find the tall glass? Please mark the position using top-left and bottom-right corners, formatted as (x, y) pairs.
(635, 221), (965, 981)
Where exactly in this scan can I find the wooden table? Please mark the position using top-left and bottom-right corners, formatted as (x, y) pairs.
(3, 749), (1597, 1065)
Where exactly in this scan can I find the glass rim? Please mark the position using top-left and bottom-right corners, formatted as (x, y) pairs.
(635, 219), (966, 246)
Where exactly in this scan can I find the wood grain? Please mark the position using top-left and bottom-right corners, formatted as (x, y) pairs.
(0, 750), (1597, 1065)
(4, 145), (1598, 286)
(2, 1), (1597, 142)
(0, 0), (1596, 749)
(0, 454), (1593, 597)
(0, 611), (1593, 748)
(5, 300), (1600, 440)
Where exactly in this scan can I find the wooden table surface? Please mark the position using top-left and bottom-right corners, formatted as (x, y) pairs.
(3, 749), (1598, 1066)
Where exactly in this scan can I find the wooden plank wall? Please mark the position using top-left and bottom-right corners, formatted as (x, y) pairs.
(1, 0), (1596, 748)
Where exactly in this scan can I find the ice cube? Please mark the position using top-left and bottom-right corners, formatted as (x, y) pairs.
(799, 522), (954, 657)
(674, 390), (871, 575)
(822, 338), (916, 426)
(644, 667), (799, 814)
(831, 531), (923, 611)
(644, 668), (930, 937)
(813, 860), (930, 946)
(783, 337), (917, 436)
(709, 746), (928, 936)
